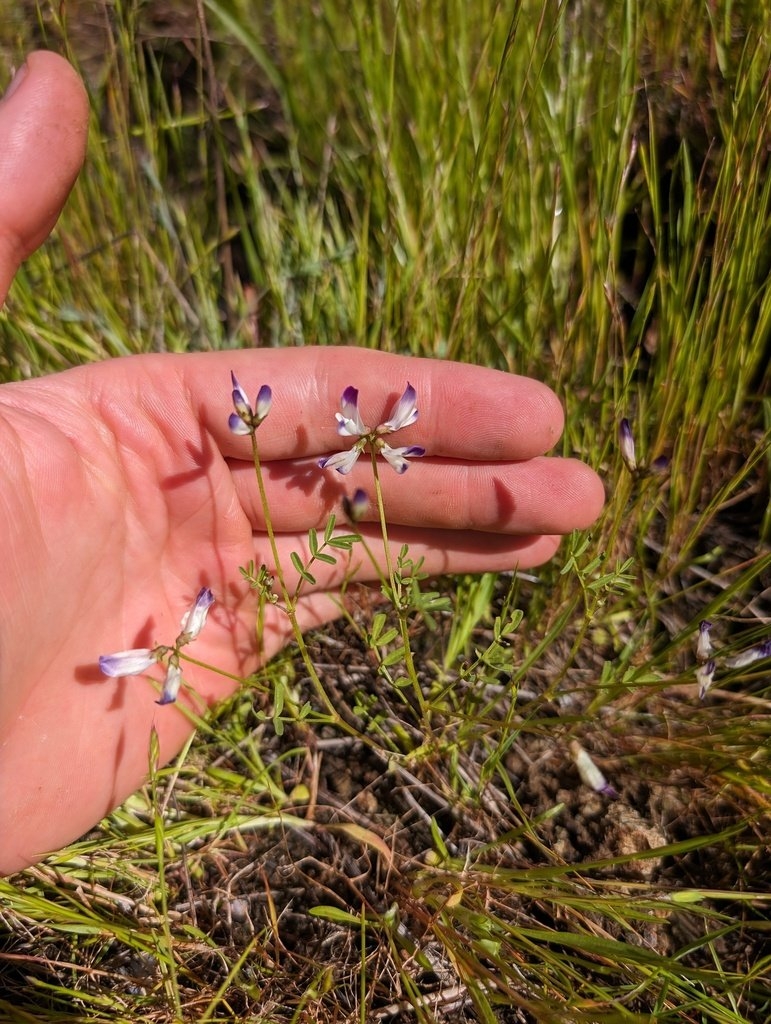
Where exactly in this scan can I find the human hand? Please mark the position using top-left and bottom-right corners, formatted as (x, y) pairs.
(0, 55), (604, 874)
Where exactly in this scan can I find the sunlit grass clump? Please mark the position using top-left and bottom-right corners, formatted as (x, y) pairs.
(1, 1), (770, 1022)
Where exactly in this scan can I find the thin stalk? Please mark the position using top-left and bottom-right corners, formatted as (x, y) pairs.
(249, 432), (348, 728)
(369, 448), (428, 720)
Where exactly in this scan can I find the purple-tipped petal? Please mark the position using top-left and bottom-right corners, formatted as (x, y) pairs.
(99, 648), (156, 678)
(318, 447), (362, 475)
(156, 663), (183, 705)
(380, 443), (425, 474)
(255, 384), (272, 422)
(228, 412), (252, 435)
(230, 371), (252, 418)
(343, 487), (369, 521)
(726, 638), (771, 669)
(696, 620), (713, 662)
(381, 383), (419, 432)
(697, 659), (716, 699)
(335, 386), (368, 436)
(619, 418), (637, 472)
(179, 586), (214, 642)
(570, 740), (616, 798)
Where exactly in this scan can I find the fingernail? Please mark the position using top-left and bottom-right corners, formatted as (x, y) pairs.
(1, 61), (28, 105)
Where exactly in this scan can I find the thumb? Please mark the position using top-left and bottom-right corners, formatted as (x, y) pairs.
(0, 51), (88, 305)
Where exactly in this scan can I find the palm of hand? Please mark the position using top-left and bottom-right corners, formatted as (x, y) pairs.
(0, 355), (331, 869)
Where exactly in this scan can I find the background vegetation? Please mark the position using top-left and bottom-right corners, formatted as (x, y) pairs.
(1, 0), (770, 1021)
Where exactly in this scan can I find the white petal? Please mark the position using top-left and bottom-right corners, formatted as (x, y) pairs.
(99, 649), (156, 677)
(697, 660), (716, 699)
(228, 413), (252, 435)
(179, 587), (214, 641)
(230, 372), (251, 417)
(336, 387), (368, 435)
(380, 443), (425, 474)
(255, 384), (272, 421)
(380, 383), (418, 432)
(156, 663), (183, 705)
(336, 412), (368, 437)
(318, 447), (362, 474)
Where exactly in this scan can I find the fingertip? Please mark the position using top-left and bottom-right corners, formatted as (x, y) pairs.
(571, 461), (607, 530)
(0, 50), (88, 303)
(530, 377), (566, 452)
(516, 533), (563, 568)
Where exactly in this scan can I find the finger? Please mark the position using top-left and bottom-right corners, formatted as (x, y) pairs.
(0, 51), (89, 304)
(179, 348), (566, 462)
(229, 454), (605, 536)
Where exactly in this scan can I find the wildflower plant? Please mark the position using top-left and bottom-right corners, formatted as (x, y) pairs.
(99, 586), (214, 704)
(230, 376), (433, 723)
(318, 382), (434, 713)
(318, 383), (425, 475)
(227, 373), (363, 728)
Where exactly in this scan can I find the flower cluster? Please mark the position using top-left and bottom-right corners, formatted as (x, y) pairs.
(99, 587), (214, 705)
(691, 618), (771, 700)
(318, 383), (425, 475)
(228, 372), (272, 435)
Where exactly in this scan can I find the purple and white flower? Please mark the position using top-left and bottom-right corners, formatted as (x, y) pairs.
(99, 648), (157, 678)
(157, 663), (183, 706)
(726, 638), (771, 669)
(177, 586), (214, 643)
(342, 487), (369, 522)
(569, 740), (617, 799)
(697, 659), (717, 699)
(619, 418), (637, 472)
(228, 372), (272, 435)
(695, 620), (713, 663)
(319, 383), (425, 476)
(99, 587), (215, 705)
(378, 385), (420, 432)
(335, 386), (369, 437)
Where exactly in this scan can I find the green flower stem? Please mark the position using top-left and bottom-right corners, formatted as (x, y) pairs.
(249, 433), (346, 728)
(369, 448), (428, 720)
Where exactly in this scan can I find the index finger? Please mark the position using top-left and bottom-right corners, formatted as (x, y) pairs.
(184, 347), (566, 462)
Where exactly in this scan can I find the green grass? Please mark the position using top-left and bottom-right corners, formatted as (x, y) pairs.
(1, 0), (770, 1021)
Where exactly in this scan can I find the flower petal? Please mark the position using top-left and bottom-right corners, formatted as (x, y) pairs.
(336, 386), (368, 436)
(697, 659), (717, 700)
(228, 412), (252, 435)
(380, 443), (425, 474)
(618, 418), (637, 472)
(726, 638), (771, 669)
(99, 648), (156, 678)
(230, 371), (252, 419)
(255, 384), (272, 422)
(318, 447), (362, 474)
(179, 586), (215, 642)
(343, 487), (369, 521)
(156, 663), (183, 705)
(696, 620), (713, 662)
(380, 383), (419, 432)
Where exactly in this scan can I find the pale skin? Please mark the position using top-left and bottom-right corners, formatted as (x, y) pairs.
(0, 53), (605, 875)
